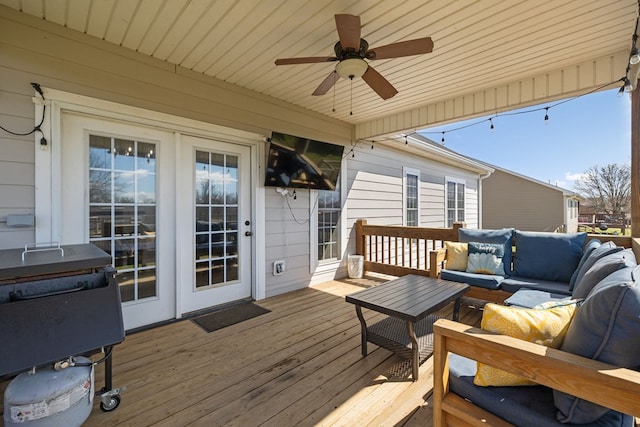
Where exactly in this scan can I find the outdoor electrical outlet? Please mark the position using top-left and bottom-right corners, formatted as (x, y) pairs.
(273, 260), (285, 276)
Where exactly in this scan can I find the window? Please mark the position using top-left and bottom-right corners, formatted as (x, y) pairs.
(568, 199), (579, 219)
(317, 178), (341, 262)
(404, 168), (420, 226)
(446, 178), (465, 227)
(88, 134), (157, 303)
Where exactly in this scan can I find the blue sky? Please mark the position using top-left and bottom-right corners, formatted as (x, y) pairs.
(418, 88), (631, 191)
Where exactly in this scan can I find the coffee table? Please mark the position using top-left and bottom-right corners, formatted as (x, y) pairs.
(345, 275), (469, 380)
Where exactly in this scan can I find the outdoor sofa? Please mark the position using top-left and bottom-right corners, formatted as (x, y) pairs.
(429, 228), (637, 305)
(430, 229), (640, 425)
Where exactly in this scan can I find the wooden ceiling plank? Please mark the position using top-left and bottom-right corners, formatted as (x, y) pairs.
(86, 0), (115, 39)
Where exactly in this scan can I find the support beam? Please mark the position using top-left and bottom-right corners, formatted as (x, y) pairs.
(633, 86), (640, 238)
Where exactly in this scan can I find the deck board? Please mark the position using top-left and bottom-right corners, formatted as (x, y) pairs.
(1, 275), (483, 426)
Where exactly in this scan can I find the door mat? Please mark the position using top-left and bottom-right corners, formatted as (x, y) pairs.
(191, 302), (271, 333)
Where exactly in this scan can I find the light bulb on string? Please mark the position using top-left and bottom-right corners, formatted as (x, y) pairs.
(405, 135), (408, 145)
(544, 107), (549, 125)
(371, 140), (374, 149)
(618, 85), (626, 97)
(441, 132), (445, 144)
(489, 118), (495, 133)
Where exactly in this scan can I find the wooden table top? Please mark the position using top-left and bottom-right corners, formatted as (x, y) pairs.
(345, 275), (469, 323)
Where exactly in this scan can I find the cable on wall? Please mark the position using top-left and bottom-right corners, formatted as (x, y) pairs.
(0, 83), (47, 147)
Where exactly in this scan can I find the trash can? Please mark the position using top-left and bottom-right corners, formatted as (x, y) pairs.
(347, 255), (364, 279)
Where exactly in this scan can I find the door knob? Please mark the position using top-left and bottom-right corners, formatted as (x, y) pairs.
(245, 231), (253, 236)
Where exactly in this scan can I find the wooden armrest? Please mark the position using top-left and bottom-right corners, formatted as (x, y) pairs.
(433, 319), (640, 419)
(429, 248), (447, 278)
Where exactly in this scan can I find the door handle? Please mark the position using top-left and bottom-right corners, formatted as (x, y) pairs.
(245, 231), (253, 236)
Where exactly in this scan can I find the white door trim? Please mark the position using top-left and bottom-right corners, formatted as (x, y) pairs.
(34, 89), (267, 307)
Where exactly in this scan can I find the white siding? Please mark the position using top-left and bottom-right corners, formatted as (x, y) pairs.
(0, 9), (351, 298)
(344, 143), (481, 257)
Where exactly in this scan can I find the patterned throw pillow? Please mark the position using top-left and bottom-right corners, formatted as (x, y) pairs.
(474, 302), (577, 386)
(445, 241), (468, 271)
(466, 242), (505, 275)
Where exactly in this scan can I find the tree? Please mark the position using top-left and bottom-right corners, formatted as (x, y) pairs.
(574, 163), (631, 216)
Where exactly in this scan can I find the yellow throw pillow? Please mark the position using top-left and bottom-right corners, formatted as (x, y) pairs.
(445, 242), (468, 271)
(473, 302), (577, 387)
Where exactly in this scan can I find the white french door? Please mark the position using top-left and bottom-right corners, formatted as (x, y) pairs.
(61, 113), (176, 330)
(177, 135), (253, 314)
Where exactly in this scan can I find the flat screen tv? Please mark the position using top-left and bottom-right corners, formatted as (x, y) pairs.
(265, 132), (344, 190)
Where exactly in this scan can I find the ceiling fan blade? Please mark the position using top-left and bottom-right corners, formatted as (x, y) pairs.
(367, 37), (434, 60)
(275, 56), (336, 65)
(312, 71), (339, 96)
(362, 66), (398, 100)
(335, 14), (361, 50)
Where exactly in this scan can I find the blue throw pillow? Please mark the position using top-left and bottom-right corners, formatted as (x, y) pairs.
(512, 231), (587, 283)
(571, 241), (623, 291)
(554, 265), (640, 423)
(568, 239), (601, 290)
(466, 242), (505, 275)
(459, 228), (514, 275)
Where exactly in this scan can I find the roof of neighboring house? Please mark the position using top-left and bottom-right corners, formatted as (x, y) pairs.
(409, 133), (580, 198)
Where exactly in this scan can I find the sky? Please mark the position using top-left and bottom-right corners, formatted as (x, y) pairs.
(418, 88), (631, 191)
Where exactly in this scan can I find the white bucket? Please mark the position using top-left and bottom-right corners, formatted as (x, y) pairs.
(347, 255), (364, 279)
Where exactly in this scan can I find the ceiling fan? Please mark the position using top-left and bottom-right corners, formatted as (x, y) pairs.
(274, 14), (433, 100)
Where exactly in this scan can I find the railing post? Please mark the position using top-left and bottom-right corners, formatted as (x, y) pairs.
(355, 219), (367, 257)
(452, 222), (465, 241)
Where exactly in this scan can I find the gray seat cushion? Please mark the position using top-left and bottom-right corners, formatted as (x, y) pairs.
(448, 353), (632, 427)
(500, 276), (571, 295)
(555, 265), (640, 424)
(504, 289), (573, 308)
(441, 269), (504, 290)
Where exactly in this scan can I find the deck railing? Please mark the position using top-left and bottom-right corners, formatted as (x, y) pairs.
(354, 219), (635, 278)
(354, 219), (464, 278)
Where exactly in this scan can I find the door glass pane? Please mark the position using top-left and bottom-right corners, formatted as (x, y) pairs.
(194, 150), (240, 289)
(89, 134), (157, 303)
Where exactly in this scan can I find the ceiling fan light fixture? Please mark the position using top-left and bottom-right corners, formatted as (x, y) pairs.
(335, 58), (368, 79)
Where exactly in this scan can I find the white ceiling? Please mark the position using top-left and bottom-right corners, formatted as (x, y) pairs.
(1, 0), (635, 125)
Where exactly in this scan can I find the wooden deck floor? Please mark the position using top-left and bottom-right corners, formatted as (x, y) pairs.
(1, 274), (483, 427)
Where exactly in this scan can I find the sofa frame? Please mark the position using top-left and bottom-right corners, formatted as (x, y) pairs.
(432, 318), (640, 426)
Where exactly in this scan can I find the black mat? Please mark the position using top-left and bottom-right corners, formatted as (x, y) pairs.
(191, 302), (271, 333)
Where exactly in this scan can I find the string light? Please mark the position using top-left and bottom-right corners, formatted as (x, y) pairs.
(489, 118), (495, 133)
(350, 77), (623, 153)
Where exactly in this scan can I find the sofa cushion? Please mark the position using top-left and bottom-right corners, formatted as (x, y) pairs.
(570, 241), (623, 291)
(572, 249), (637, 300)
(448, 353), (633, 427)
(459, 228), (514, 275)
(554, 265), (640, 424)
(474, 303), (576, 387)
(569, 239), (601, 290)
(466, 242), (505, 275)
(512, 231), (587, 283)
(441, 269), (504, 290)
(444, 241), (468, 271)
(504, 289), (574, 309)
(500, 276), (572, 296)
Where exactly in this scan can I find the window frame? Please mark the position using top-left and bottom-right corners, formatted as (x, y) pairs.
(403, 167), (421, 227)
(310, 160), (347, 272)
(445, 177), (466, 227)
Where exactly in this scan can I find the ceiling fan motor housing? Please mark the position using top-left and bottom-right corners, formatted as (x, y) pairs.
(334, 39), (369, 60)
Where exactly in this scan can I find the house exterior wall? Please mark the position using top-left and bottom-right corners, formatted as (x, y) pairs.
(343, 143), (480, 257)
(482, 169), (566, 232)
(0, 6), (486, 305)
(0, 7), (351, 252)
